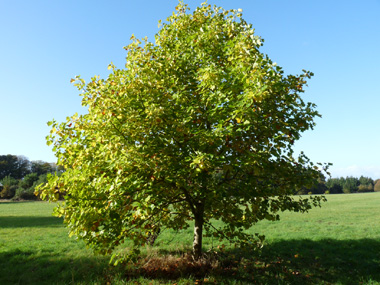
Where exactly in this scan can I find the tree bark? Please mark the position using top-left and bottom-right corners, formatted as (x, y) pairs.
(192, 203), (204, 260)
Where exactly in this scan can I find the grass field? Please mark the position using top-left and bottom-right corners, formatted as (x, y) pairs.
(1, 193), (380, 284)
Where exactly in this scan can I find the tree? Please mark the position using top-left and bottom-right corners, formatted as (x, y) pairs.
(31, 160), (55, 176)
(375, 179), (380, 192)
(17, 173), (49, 200)
(0, 176), (19, 199)
(329, 183), (343, 194)
(357, 184), (373, 192)
(358, 176), (373, 187)
(0, 155), (30, 180)
(38, 2), (327, 260)
(326, 178), (343, 194)
(310, 174), (328, 194)
(15, 172), (39, 200)
(297, 173), (327, 195)
(343, 176), (359, 193)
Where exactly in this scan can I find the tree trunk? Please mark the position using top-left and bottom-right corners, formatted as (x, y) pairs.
(192, 203), (204, 260)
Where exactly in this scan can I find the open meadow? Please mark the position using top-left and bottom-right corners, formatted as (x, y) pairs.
(1, 193), (380, 284)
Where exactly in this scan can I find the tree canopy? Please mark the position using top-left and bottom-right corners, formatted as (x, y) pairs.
(38, 2), (327, 260)
(0, 155), (30, 180)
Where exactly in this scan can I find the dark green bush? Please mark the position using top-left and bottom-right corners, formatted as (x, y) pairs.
(14, 187), (38, 200)
(0, 176), (19, 199)
(13, 173), (48, 200)
(329, 183), (343, 194)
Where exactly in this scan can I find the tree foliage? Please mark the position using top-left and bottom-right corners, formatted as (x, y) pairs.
(324, 176), (374, 194)
(14, 173), (40, 200)
(0, 176), (19, 199)
(0, 155), (30, 180)
(0, 155), (57, 200)
(374, 180), (380, 192)
(31, 161), (57, 176)
(38, 2), (327, 260)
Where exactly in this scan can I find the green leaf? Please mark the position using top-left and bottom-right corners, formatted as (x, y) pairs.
(40, 0), (327, 262)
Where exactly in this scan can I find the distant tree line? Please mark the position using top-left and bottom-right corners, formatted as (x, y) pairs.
(0, 154), (63, 200)
(1, 154), (379, 199)
(298, 174), (380, 195)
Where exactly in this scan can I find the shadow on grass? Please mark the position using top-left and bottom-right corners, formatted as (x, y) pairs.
(219, 238), (380, 284)
(1, 239), (379, 284)
(0, 201), (36, 204)
(0, 216), (63, 228)
(0, 249), (110, 285)
(264, 238), (380, 284)
(144, 238), (380, 284)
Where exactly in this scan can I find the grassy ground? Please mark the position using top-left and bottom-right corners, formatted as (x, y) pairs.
(1, 193), (380, 284)
(0, 202), (110, 284)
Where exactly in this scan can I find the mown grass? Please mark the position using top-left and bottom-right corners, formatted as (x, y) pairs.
(1, 193), (380, 284)
(0, 202), (110, 284)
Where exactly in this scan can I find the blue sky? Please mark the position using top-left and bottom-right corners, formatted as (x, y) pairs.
(1, 0), (379, 179)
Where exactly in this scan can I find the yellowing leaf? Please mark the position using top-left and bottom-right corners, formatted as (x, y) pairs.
(39, 1), (326, 264)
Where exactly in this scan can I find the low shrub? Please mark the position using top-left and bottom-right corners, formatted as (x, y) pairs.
(13, 173), (48, 200)
(357, 184), (374, 193)
(13, 187), (38, 200)
(343, 187), (352, 194)
(0, 176), (19, 199)
(0, 184), (17, 199)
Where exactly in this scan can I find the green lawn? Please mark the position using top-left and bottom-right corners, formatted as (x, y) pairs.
(1, 193), (380, 284)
